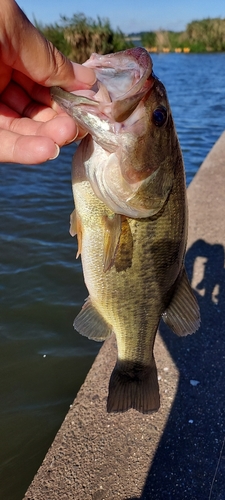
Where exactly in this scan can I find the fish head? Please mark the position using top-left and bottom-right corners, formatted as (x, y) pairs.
(51, 47), (183, 218)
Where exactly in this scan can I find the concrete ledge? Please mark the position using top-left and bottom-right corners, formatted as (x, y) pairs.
(24, 132), (225, 500)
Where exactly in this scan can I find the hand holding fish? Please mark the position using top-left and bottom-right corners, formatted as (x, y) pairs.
(0, 0), (95, 164)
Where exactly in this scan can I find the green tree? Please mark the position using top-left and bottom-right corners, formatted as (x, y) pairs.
(141, 31), (156, 48)
(185, 18), (225, 52)
(35, 13), (132, 63)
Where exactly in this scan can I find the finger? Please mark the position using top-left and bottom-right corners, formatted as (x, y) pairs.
(0, 62), (12, 94)
(0, 128), (60, 164)
(12, 69), (96, 110)
(1, 80), (89, 140)
(1, 80), (40, 116)
(69, 62), (96, 91)
(11, 71), (54, 107)
(1, 81), (57, 119)
(3, 2), (95, 91)
(0, 103), (78, 146)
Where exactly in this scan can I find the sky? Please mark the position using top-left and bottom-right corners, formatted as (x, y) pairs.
(20, 0), (225, 34)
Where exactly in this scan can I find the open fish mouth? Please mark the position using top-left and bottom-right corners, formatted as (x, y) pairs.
(52, 47), (154, 124)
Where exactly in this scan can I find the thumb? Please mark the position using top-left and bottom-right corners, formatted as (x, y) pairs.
(2, 0), (95, 91)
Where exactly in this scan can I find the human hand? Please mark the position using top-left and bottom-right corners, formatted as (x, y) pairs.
(0, 0), (96, 164)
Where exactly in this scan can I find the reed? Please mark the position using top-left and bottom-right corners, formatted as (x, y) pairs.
(35, 14), (132, 63)
(141, 18), (225, 53)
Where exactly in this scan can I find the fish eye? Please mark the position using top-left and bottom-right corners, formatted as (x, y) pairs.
(152, 106), (168, 127)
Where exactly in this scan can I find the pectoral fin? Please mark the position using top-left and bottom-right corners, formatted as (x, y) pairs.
(70, 209), (82, 258)
(74, 297), (112, 341)
(162, 268), (200, 336)
(70, 209), (77, 237)
(103, 214), (122, 272)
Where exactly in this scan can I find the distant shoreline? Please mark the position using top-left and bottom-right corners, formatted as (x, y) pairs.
(38, 15), (225, 59)
(128, 18), (225, 53)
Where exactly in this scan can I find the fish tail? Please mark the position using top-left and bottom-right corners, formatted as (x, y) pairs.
(107, 358), (160, 414)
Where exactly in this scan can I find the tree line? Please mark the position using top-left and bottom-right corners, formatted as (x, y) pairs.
(141, 18), (225, 52)
(35, 15), (225, 59)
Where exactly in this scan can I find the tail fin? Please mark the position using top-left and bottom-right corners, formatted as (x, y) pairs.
(107, 358), (160, 414)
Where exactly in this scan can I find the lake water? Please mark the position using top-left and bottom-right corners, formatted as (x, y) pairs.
(0, 53), (225, 500)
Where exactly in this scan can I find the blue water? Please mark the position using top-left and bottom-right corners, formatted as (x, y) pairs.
(0, 53), (225, 500)
(151, 52), (225, 184)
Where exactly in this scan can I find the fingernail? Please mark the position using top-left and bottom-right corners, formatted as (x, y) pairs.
(76, 130), (88, 141)
(49, 144), (60, 160)
(72, 62), (96, 86)
(64, 132), (78, 145)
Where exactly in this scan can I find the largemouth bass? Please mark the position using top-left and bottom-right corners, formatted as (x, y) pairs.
(51, 47), (200, 414)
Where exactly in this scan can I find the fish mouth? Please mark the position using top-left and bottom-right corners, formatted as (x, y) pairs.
(51, 47), (154, 128)
(83, 47), (154, 114)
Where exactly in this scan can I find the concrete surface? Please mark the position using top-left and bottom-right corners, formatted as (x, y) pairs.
(24, 132), (225, 500)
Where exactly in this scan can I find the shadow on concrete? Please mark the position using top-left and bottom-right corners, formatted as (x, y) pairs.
(127, 239), (225, 499)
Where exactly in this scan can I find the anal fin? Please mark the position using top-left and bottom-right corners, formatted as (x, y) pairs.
(162, 268), (200, 336)
(107, 358), (160, 414)
(74, 297), (112, 341)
